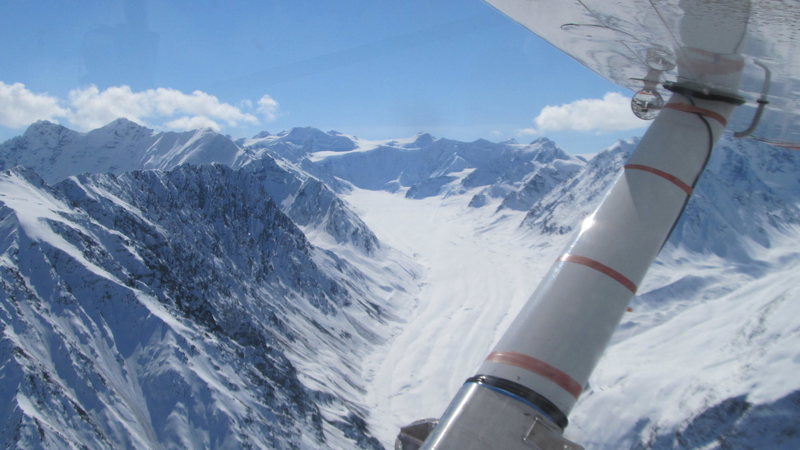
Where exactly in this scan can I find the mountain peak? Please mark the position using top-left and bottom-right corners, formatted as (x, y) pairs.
(411, 132), (435, 147)
(1, 119), (242, 183)
(471, 138), (494, 146)
(282, 126), (325, 140)
(23, 120), (74, 137)
(278, 127), (357, 152)
(104, 117), (143, 127)
(97, 117), (152, 134)
(595, 137), (639, 161)
(529, 137), (556, 147)
(527, 138), (570, 163)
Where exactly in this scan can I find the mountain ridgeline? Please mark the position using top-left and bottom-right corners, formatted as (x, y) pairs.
(1, 119), (799, 449)
(239, 123), (800, 262)
(0, 121), (416, 448)
(0, 163), (415, 448)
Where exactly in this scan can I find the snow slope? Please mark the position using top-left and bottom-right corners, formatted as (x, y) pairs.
(347, 188), (570, 445)
(0, 120), (380, 255)
(0, 165), (417, 448)
(344, 135), (800, 449)
(569, 236), (800, 449)
(0, 119), (245, 184)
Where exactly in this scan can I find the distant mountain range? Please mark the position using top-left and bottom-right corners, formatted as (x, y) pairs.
(1, 119), (799, 449)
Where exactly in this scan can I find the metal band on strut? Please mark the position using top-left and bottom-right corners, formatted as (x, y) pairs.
(466, 374), (569, 430)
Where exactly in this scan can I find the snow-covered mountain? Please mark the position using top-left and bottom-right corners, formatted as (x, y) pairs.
(242, 128), (585, 209)
(519, 135), (800, 260)
(504, 135), (800, 447)
(520, 138), (640, 235)
(266, 126), (798, 448)
(0, 163), (416, 448)
(1, 119), (799, 449)
(0, 120), (379, 254)
(0, 119), (245, 184)
(243, 157), (380, 255)
(331, 133), (800, 449)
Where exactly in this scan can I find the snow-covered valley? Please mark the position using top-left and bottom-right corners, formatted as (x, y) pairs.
(349, 185), (800, 448)
(347, 189), (562, 445)
(1, 120), (799, 449)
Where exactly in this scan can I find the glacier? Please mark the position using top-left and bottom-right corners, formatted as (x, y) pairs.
(1, 119), (799, 449)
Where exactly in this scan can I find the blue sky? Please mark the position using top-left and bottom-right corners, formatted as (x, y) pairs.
(0, 0), (649, 153)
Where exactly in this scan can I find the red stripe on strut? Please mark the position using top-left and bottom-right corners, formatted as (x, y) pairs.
(625, 164), (693, 195)
(486, 351), (583, 398)
(665, 102), (727, 126)
(559, 254), (637, 294)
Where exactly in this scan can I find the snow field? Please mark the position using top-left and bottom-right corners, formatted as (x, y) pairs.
(346, 188), (571, 447)
(348, 188), (800, 449)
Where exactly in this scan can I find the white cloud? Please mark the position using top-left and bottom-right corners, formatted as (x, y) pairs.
(0, 82), (68, 128)
(66, 85), (259, 131)
(531, 92), (647, 133)
(67, 85), (150, 130)
(0, 82), (281, 134)
(257, 95), (279, 122)
(165, 116), (221, 131)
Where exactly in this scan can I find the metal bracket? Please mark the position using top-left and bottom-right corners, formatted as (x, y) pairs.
(663, 80), (745, 105)
(396, 418), (439, 450)
(734, 60), (771, 138)
(522, 414), (584, 450)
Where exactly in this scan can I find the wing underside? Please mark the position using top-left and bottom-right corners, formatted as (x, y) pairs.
(486, 0), (800, 146)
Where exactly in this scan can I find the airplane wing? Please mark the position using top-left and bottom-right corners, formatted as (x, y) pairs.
(485, 0), (800, 147)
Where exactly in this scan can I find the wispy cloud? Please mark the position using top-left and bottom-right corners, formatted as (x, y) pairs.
(257, 95), (280, 122)
(526, 92), (647, 134)
(0, 81), (278, 132)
